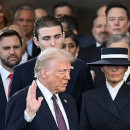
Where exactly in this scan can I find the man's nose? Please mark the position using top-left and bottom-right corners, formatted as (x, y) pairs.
(114, 19), (119, 25)
(10, 48), (15, 54)
(50, 38), (56, 46)
(65, 71), (70, 80)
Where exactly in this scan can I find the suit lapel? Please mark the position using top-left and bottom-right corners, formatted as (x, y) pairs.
(0, 75), (7, 110)
(36, 88), (58, 130)
(91, 87), (120, 118)
(59, 93), (75, 130)
(114, 82), (130, 111)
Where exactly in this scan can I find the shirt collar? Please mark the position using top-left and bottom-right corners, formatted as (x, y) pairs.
(96, 42), (101, 47)
(106, 79), (124, 91)
(36, 79), (59, 101)
(106, 79), (124, 100)
(1, 66), (11, 80)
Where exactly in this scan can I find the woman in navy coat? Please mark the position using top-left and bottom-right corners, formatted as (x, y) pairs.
(80, 48), (130, 130)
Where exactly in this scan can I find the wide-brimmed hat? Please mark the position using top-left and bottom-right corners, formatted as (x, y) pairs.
(88, 48), (130, 66)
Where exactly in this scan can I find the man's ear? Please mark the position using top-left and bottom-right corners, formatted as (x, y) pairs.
(41, 68), (48, 79)
(33, 37), (40, 47)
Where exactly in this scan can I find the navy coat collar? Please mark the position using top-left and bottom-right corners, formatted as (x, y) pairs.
(90, 83), (130, 119)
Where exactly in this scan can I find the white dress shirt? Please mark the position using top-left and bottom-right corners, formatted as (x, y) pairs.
(0, 66), (12, 101)
(24, 79), (70, 130)
(20, 51), (28, 64)
(106, 80), (124, 100)
(96, 42), (101, 47)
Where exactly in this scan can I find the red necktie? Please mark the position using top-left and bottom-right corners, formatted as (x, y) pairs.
(52, 95), (67, 130)
(8, 74), (13, 97)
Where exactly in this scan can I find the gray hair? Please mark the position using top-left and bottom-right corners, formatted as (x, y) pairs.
(14, 6), (35, 20)
(106, 34), (130, 47)
(34, 48), (75, 78)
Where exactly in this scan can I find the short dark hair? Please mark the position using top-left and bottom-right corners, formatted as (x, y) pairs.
(53, 2), (73, 15)
(0, 29), (22, 46)
(105, 2), (129, 20)
(65, 31), (79, 47)
(59, 15), (79, 33)
(34, 15), (63, 39)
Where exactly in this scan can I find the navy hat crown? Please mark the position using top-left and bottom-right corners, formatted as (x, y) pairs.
(101, 48), (128, 60)
(88, 48), (130, 66)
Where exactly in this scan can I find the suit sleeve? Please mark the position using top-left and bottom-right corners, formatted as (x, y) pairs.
(80, 93), (91, 130)
(9, 66), (23, 97)
(6, 92), (27, 130)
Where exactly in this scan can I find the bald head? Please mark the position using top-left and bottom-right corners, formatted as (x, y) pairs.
(97, 5), (107, 16)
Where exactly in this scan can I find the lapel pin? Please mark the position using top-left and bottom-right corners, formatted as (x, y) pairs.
(64, 99), (67, 103)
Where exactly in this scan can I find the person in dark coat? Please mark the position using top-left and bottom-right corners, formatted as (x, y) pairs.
(6, 48), (79, 130)
(10, 15), (94, 115)
(80, 47), (130, 130)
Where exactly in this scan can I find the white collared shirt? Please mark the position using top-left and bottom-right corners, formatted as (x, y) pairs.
(20, 51), (28, 64)
(123, 66), (130, 81)
(106, 80), (124, 100)
(96, 42), (101, 47)
(25, 79), (70, 130)
(0, 66), (12, 101)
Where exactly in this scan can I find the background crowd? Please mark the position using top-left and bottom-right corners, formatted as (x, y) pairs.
(0, 1), (130, 130)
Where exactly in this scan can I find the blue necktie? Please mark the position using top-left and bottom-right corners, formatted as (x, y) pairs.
(52, 95), (67, 130)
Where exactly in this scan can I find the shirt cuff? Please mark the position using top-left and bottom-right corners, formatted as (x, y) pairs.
(24, 110), (36, 122)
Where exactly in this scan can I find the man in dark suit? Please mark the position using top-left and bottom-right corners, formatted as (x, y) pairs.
(78, 15), (109, 63)
(6, 48), (79, 130)
(0, 29), (22, 130)
(78, 15), (109, 84)
(10, 15), (94, 114)
(92, 2), (130, 88)
(80, 48), (130, 130)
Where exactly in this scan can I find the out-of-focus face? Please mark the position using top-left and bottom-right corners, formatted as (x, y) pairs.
(33, 26), (64, 51)
(92, 16), (109, 44)
(54, 6), (72, 18)
(61, 22), (68, 32)
(61, 37), (78, 56)
(40, 59), (72, 94)
(0, 5), (4, 25)
(106, 8), (130, 35)
(101, 66), (127, 87)
(108, 39), (130, 60)
(9, 24), (27, 54)
(15, 9), (35, 39)
(35, 8), (47, 19)
(0, 35), (22, 69)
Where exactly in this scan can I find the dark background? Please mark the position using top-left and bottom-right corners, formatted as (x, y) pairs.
(2, 0), (130, 34)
